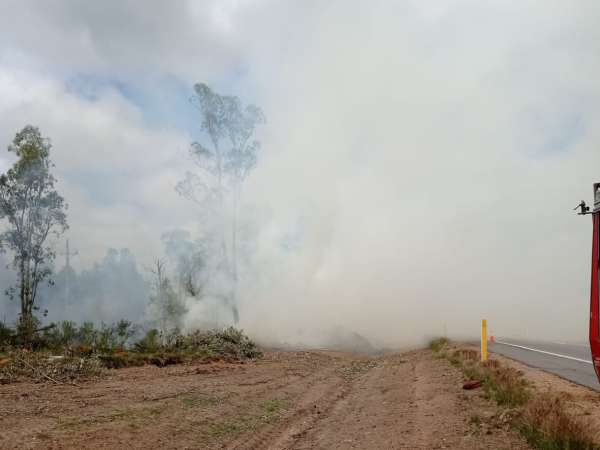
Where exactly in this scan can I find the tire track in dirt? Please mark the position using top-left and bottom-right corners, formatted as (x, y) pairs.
(288, 354), (416, 449)
(226, 364), (351, 450)
(401, 351), (531, 450)
(235, 351), (532, 450)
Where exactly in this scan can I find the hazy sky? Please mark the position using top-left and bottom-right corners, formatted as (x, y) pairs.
(0, 1), (599, 345)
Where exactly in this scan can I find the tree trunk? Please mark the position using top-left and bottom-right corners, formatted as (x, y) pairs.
(231, 183), (240, 324)
(17, 256), (35, 345)
(19, 257), (26, 320)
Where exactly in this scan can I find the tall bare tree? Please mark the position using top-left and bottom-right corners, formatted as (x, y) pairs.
(0, 126), (68, 342)
(176, 83), (264, 324)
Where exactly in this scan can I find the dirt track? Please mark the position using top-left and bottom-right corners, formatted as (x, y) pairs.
(0, 349), (530, 449)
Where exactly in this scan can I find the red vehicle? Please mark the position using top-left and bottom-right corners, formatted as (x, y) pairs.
(577, 183), (600, 381)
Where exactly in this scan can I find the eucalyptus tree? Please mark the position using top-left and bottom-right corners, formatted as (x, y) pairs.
(176, 83), (264, 323)
(161, 229), (206, 298)
(0, 126), (68, 341)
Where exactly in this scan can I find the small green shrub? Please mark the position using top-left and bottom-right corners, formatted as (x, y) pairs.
(95, 320), (137, 353)
(134, 329), (161, 353)
(428, 337), (448, 353)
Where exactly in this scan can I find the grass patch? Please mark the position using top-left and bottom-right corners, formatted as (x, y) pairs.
(468, 413), (483, 435)
(209, 420), (247, 438)
(180, 393), (219, 408)
(262, 398), (286, 420)
(207, 398), (287, 439)
(469, 413), (482, 427)
(429, 339), (599, 449)
(59, 405), (164, 429)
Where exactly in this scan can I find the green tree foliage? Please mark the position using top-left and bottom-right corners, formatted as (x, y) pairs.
(0, 126), (68, 342)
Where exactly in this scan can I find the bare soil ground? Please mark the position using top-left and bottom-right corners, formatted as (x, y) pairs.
(0, 349), (531, 450)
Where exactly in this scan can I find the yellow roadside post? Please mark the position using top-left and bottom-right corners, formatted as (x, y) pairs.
(481, 319), (488, 362)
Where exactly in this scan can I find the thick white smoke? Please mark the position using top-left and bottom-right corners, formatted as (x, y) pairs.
(232, 1), (600, 347)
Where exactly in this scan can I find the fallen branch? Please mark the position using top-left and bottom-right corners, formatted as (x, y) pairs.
(17, 354), (81, 388)
(34, 324), (57, 333)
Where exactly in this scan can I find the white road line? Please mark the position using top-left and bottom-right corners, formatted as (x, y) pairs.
(554, 342), (590, 348)
(494, 340), (593, 365)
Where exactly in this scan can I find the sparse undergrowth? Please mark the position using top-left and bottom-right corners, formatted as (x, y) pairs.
(0, 327), (262, 384)
(428, 338), (598, 450)
(0, 351), (104, 384)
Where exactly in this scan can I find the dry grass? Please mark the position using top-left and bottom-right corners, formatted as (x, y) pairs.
(457, 349), (479, 361)
(447, 348), (531, 408)
(429, 339), (599, 450)
(482, 358), (500, 369)
(519, 393), (597, 450)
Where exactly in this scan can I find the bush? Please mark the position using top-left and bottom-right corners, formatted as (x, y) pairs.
(169, 327), (262, 360)
(78, 322), (96, 347)
(134, 329), (161, 353)
(95, 320), (137, 353)
(133, 327), (262, 361)
(428, 337), (448, 352)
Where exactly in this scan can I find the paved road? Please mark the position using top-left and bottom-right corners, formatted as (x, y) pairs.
(490, 339), (600, 391)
